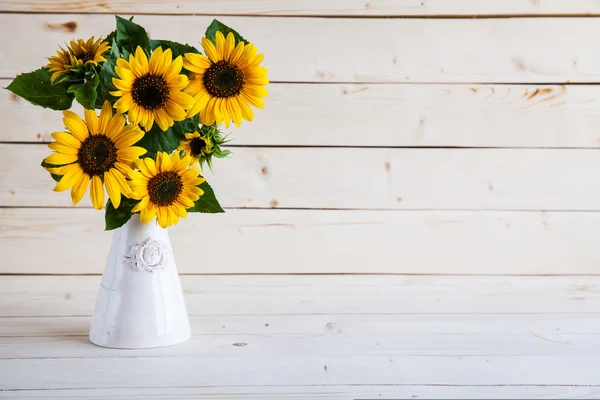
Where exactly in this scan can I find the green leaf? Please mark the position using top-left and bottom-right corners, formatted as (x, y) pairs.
(5, 68), (74, 110)
(136, 123), (184, 159)
(205, 19), (249, 45)
(214, 149), (232, 159)
(150, 39), (201, 59)
(115, 15), (151, 55)
(105, 197), (138, 230)
(104, 30), (116, 46)
(40, 160), (63, 183)
(96, 38), (119, 108)
(68, 71), (100, 110)
(188, 180), (224, 214)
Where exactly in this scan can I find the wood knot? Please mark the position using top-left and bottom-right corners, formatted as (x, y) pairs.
(9, 93), (19, 102)
(385, 162), (391, 172)
(233, 342), (247, 347)
(270, 199), (279, 208)
(261, 166), (268, 176)
(44, 21), (78, 33)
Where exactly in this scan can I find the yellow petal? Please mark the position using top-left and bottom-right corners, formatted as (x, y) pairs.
(90, 175), (104, 210)
(115, 127), (144, 149)
(135, 46), (149, 71)
(50, 132), (81, 149)
(132, 194), (150, 214)
(215, 31), (225, 60)
(104, 171), (121, 208)
(105, 113), (127, 139)
(117, 146), (147, 161)
(140, 202), (157, 223)
(202, 37), (219, 63)
(223, 32), (235, 61)
(98, 100), (113, 134)
(107, 168), (132, 197)
(156, 206), (169, 228)
(44, 153), (78, 166)
(229, 41), (246, 65)
(48, 142), (80, 155)
(148, 46), (164, 75)
(53, 164), (83, 192)
(236, 96), (254, 122)
(227, 98), (243, 127)
(71, 172), (90, 205)
(183, 53), (211, 72)
(84, 108), (99, 135)
(63, 111), (89, 142)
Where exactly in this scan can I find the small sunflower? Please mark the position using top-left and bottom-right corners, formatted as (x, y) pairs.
(130, 152), (205, 228)
(183, 31), (269, 128)
(177, 131), (213, 164)
(68, 37), (110, 68)
(46, 46), (72, 83)
(111, 46), (194, 132)
(45, 37), (110, 83)
(43, 101), (146, 209)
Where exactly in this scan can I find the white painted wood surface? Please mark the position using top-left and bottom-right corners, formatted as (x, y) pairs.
(0, 275), (598, 398)
(5, 0), (600, 16)
(2, 208), (600, 275)
(3, 14), (600, 83)
(6, 82), (600, 148)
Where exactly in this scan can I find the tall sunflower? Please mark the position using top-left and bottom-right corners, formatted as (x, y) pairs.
(46, 37), (110, 83)
(177, 131), (213, 164)
(183, 31), (269, 128)
(111, 46), (194, 132)
(129, 152), (205, 228)
(43, 101), (146, 209)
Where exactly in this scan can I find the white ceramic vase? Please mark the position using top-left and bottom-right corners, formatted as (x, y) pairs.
(89, 214), (191, 349)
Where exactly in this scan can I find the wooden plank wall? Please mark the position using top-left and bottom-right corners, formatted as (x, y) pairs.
(1, 1), (599, 274)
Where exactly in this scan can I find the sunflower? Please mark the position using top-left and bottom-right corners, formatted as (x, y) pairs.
(43, 101), (146, 209)
(68, 37), (110, 68)
(111, 46), (194, 132)
(46, 46), (72, 83)
(177, 131), (213, 164)
(129, 152), (205, 228)
(45, 37), (110, 83)
(183, 31), (269, 128)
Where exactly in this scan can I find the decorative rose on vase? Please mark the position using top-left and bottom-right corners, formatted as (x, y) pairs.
(125, 238), (171, 272)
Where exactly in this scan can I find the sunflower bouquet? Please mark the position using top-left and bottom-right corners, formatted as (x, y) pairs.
(6, 17), (268, 230)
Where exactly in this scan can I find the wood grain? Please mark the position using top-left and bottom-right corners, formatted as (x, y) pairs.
(3, 14), (600, 83)
(1, 385), (599, 400)
(2, 208), (600, 275)
(0, 275), (597, 317)
(3, 144), (600, 210)
(2, 314), (598, 358)
(5, 81), (600, 148)
(4, 0), (600, 16)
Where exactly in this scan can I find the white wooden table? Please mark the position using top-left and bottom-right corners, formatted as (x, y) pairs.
(1, 274), (599, 399)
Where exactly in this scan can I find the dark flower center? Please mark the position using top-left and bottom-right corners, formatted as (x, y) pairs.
(189, 137), (207, 157)
(203, 60), (244, 98)
(132, 73), (170, 110)
(81, 51), (95, 63)
(147, 171), (183, 206)
(78, 135), (117, 176)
